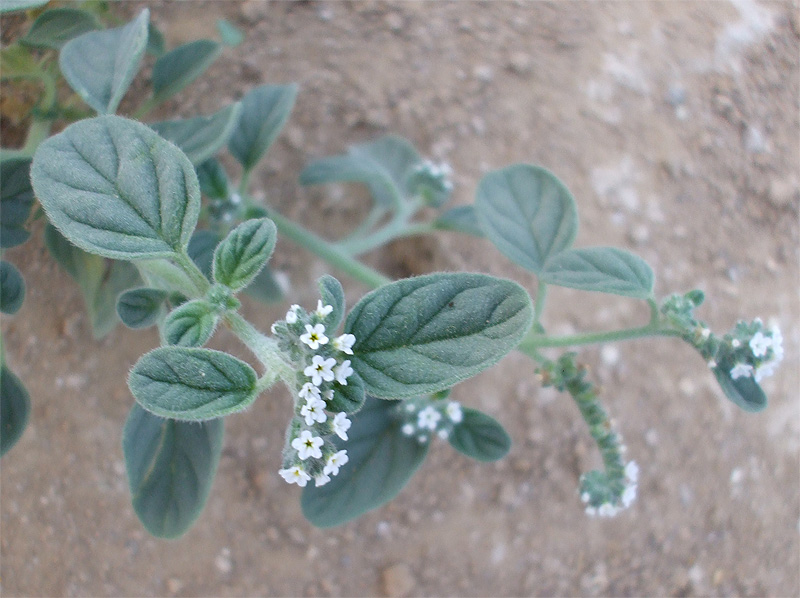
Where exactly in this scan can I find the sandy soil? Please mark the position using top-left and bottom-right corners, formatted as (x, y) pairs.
(2, 1), (798, 596)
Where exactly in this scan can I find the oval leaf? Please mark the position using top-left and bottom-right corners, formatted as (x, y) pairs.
(433, 205), (485, 238)
(540, 246), (655, 299)
(163, 300), (218, 347)
(243, 265), (284, 304)
(1, 158), (35, 249)
(195, 159), (230, 201)
(150, 103), (242, 166)
(187, 229), (221, 281)
(448, 408), (511, 462)
(713, 369), (768, 412)
(228, 83), (298, 171)
(345, 273), (533, 399)
(212, 218), (277, 291)
(117, 288), (168, 329)
(318, 274), (345, 330)
(151, 39), (222, 105)
(1, 364), (30, 456)
(59, 9), (149, 114)
(0, 261), (25, 315)
(327, 372), (365, 414)
(21, 8), (100, 49)
(475, 164), (578, 273)
(123, 403), (223, 538)
(129, 347), (258, 421)
(31, 115), (201, 260)
(301, 397), (427, 527)
(217, 19), (244, 47)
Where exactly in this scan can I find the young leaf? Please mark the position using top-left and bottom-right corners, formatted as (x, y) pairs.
(448, 408), (511, 462)
(195, 159), (230, 201)
(540, 246), (655, 299)
(433, 205), (485, 238)
(301, 397), (427, 527)
(146, 22), (165, 57)
(1, 364), (30, 456)
(151, 40), (223, 106)
(123, 403), (223, 538)
(475, 164), (578, 273)
(216, 19), (244, 47)
(21, 8), (100, 49)
(228, 84), (298, 171)
(0, 261), (25, 315)
(713, 369), (768, 412)
(187, 230), (221, 281)
(299, 136), (421, 209)
(212, 218), (277, 291)
(327, 372), (366, 414)
(59, 9), (149, 114)
(243, 266), (284, 304)
(1, 158), (35, 249)
(129, 347), (258, 421)
(150, 103), (242, 166)
(31, 115), (201, 260)
(345, 273), (533, 399)
(318, 275), (345, 329)
(163, 300), (218, 348)
(117, 288), (168, 329)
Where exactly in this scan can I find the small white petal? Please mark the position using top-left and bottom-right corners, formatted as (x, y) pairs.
(300, 323), (329, 350)
(333, 333), (356, 355)
(292, 430), (324, 460)
(445, 401), (463, 423)
(332, 412), (351, 441)
(315, 300), (333, 318)
(314, 472), (331, 487)
(730, 363), (754, 380)
(335, 360), (354, 385)
(402, 423), (415, 436)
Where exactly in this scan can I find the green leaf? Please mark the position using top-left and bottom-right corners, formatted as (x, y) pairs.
(150, 103), (242, 166)
(448, 408), (511, 462)
(195, 159), (229, 200)
(163, 300), (218, 347)
(187, 230), (221, 281)
(0, 0), (48, 14)
(540, 247), (655, 299)
(433, 205), (484, 238)
(151, 40), (223, 105)
(21, 8), (100, 49)
(0, 45), (40, 80)
(1, 158), (35, 248)
(327, 372), (365, 414)
(146, 22), (166, 57)
(1, 364), (30, 456)
(713, 369), (768, 412)
(117, 288), (168, 329)
(123, 403), (223, 538)
(301, 397), (427, 527)
(318, 274), (345, 329)
(475, 164), (578, 273)
(212, 218), (276, 291)
(345, 273), (533, 399)
(129, 347), (258, 421)
(243, 265), (284, 304)
(299, 136), (421, 209)
(216, 19), (244, 47)
(59, 9), (149, 114)
(228, 83), (298, 171)
(0, 261), (25, 315)
(32, 115), (201, 260)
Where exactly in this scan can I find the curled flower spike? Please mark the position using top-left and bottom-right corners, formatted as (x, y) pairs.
(300, 323), (329, 350)
(305, 355), (336, 386)
(279, 466), (311, 487)
(292, 430), (324, 460)
(333, 333), (356, 355)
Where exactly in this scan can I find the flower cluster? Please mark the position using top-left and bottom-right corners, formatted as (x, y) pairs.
(272, 301), (356, 487)
(582, 460), (639, 518)
(408, 159), (454, 207)
(397, 396), (464, 444)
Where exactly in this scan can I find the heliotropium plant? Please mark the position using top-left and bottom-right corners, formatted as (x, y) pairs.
(0, 7), (784, 538)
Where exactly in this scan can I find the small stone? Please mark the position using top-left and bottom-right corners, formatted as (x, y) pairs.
(382, 563), (416, 597)
(508, 51), (532, 75)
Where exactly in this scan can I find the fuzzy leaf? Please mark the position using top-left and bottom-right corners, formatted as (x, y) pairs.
(151, 39), (223, 105)
(541, 246), (655, 299)
(433, 205), (484, 238)
(243, 266), (284, 304)
(21, 8), (100, 49)
(187, 230), (221, 281)
(713, 369), (768, 412)
(146, 22), (165, 57)
(212, 218), (276, 291)
(59, 9), (149, 114)
(327, 372), (365, 414)
(32, 115), (201, 260)
(475, 164), (578, 273)
(228, 84), (298, 171)
(117, 288), (168, 329)
(129, 347), (258, 421)
(216, 19), (244, 47)
(0, 364), (30, 456)
(195, 159), (229, 200)
(318, 275), (345, 329)
(301, 397), (427, 527)
(0, 261), (25, 315)
(345, 273), (533, 399)
(150, 103), (241, 166)
(123, 403), (223, 538)
(1, 158), (35, 248)
(448, 408), (511, 462)
(162, 300), (217, 347)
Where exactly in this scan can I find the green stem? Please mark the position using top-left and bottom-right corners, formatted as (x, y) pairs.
(173, 251), (212, 296)
(533, 282), (547, 327)
(223, 311), (291, 383)
(519, 322), (682, 353)
(238, 169), (252, 197)
(339, 220), (435, 256)
(132, 95), (158, 120)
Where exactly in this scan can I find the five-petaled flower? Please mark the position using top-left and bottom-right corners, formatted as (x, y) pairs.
(300, 323), (329, 350)
(292, 430), (324, 460)
(332, 412), (351, 441)
(299, 382), (321, 401)
(323, 450), (349, 476)
(417, 406), (441, 430)
(730, 362), (754, 380)
(300, 396), (328, 426)
(304, 355), (336, 386)
(333, 333), (356, 355)
(279, 465), (311, 487)
(334, 360), (354, 385)
(446, 401), (463, 423)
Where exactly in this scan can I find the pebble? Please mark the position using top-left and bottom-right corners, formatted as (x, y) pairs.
(381, 563), (416, 597)
(508, 51), (533, 75)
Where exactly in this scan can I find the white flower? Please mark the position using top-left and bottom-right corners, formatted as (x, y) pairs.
(315, 300), (333, 319)
(624, 461), (639, 484)
(300, 396), (328, 426)
(300, 323), (329, 350)
(292, 430), (324, 460)
(707, 360), (718, 369)
(333, 333), (356, 355)
(580, 492), (591, 504)
(334, 359), (354, 385)
(323, 450), (349, 476)
(770, 325), (784, 360)
(279, 465), (311, 487)
(437, 429), (450, 440)
(405, 403), (416, 412)
(304, 355), (336, 386)
(332, 412), (351, 441)
(286, 304), (300, 324)
(731, 339), (741, 348)
(299, 382), (321, 401)
(314, 472), (331, 487)
(749, 331), (771, 357)
(597, 503), (620, 517)
(401, 423), (415, 436)
(730, 363), (754, 380)
(755, 361), (779, 382)
(445, 401), (463, 423)
(417, 435), (429, 444)
(417, 406), (441, 430)
(621, 483), (637, 508)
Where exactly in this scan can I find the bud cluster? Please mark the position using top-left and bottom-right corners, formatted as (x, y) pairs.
(397, 396), (464, 444)
(408, 159), (454, 207)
